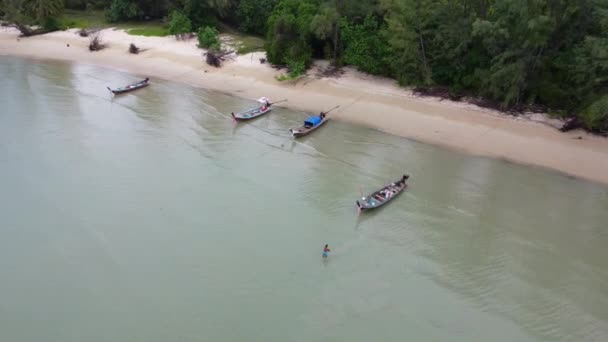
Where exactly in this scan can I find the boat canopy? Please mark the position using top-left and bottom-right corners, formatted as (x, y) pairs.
(304, 116), (322, 126)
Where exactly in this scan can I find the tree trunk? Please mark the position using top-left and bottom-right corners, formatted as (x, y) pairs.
(333, 22), (339, 66)
(417, 29), (430, 84)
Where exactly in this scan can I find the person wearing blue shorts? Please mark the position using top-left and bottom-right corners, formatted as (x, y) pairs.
(322, 244), (331, 258)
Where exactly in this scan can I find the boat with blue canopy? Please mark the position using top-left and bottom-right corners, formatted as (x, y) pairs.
(290, 105), (338, 137)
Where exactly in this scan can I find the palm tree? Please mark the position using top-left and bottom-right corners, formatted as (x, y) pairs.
(24, 0), (64, 23)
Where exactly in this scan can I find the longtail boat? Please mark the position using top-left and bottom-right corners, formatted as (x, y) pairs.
(107, 78), (149, 95)
(232, 97), (286, 122)
(290, 115), (329, 137)
(290, 106), (338, 138)
(356, 175), (410, 212)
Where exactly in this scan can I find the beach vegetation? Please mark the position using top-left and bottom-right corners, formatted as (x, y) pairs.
(581, 96), (608, 132)
(168, 9), (191, 36)
(123, 24), (167, 36)
(340, 15), (390, 76)
(1, 0), (65, 34)
(58, 9), (105, 28)
(198, 25), (220, 50)
(105, 0), (142, 22)
(264, 0), (317, 67)
(265, 0), (608, 132)
(275, 58), (306, 81)
(235, 0), (278, 35)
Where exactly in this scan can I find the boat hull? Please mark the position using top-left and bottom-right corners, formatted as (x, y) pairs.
(356, 176), (409, 211)
(108, 80), (149, 95)
(233, 107), (272, 121)
(290, 118), (329, 137)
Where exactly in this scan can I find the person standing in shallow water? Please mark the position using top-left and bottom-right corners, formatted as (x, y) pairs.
(322, 244), (331, 258)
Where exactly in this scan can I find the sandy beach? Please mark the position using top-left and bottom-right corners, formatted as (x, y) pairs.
(2, 27), (607, 185)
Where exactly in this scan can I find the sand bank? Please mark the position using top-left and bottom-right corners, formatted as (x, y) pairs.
(2, 28), (607, 185)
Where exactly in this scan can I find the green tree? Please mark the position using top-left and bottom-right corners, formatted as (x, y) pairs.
(105, 0), (142, 22)
(168, 9), (192, 35)
(198, 25), (220, 49)
(383, 0), (451, 86)
(340, 15), (389, 75)
(581, 96), (608, 131)
(235, 0), (278, 35)
(24, 0), (64, 23)
(180, 0), (234, 29)
(265, 0), (319, 67)
(1, 0), (65, 33)
(310, 3), (339, 62)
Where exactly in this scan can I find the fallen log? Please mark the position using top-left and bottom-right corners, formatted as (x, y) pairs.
(559, 117), (582, 132)
(11, 23), (46, 37)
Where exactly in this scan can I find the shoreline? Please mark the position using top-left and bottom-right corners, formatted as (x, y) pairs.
(2, 28), (608, 185)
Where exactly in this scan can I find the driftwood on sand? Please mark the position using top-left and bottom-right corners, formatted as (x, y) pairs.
(10, 23), (46, 37)
(203, 50), (235, 68)
(128, 43), (150, 54)
(559, 117), (582, 132)
(129, 43), (140, 54)
(89, 33), (107, 52)
(78, 28), (101, 37)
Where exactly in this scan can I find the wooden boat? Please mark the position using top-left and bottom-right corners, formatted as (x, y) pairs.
(356, 175), (410, 211)
(232, 106), (272, 121)
(231, 97), (281, 122)
(290, 115), (329, 137)
(290, 106), (338, 137)
(107, 78), (149, 95)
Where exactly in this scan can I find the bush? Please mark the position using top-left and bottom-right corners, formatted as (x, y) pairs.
(43, 17), (63, 32)
(197, 26), (220, 50)
(581, 96), (608, 131)
(275, 59), (306, 81)
(105, 0), (142, 22)
(168, 10), (192, 36)
(288, 59), (305, 78)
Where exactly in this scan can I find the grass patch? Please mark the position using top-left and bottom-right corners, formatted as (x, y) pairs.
(275, 74), (291, 81)
(58, 9), (168, 36)
(235, 35), (265, 54)
(275, 73), (303, 81)
(121, 25), (168, 37)
(217, 22), (265, 55)
(58, 9), (106, 29)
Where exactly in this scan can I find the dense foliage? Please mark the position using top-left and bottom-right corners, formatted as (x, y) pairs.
(261, 0), (608, 131)
(198, 25), (220, 50)
(168, 9), (191, 35)
(340, 15), (389, 75)
(264, 0), (318, 67)
(2, 0), (606, 130)
(105, 0), (142, 22)
(1, 0), (65, 26)
(235, 0), (277, 35)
